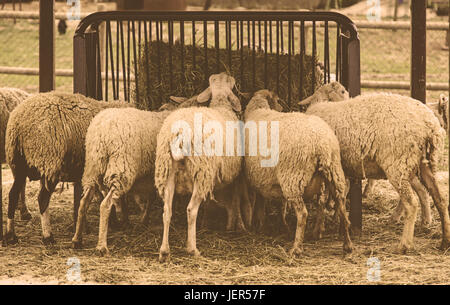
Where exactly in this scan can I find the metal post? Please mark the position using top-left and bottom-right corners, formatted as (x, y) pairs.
(410, 0), (426, 103)
(39, 0), (55, 92)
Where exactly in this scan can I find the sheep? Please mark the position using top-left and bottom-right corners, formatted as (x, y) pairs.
(243, 89), (353, 255)
(71, 96), (204, 254)
(0, 88), (32, 221)
(361, 93), (449, 226)
(302, 92), (449, 252)
(4, 92), (132, 245)
(155, 72), (243, 262)
(299, 83), (446, 228)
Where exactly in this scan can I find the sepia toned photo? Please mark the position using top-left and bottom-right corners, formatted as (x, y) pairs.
(0, 0), (449, 290)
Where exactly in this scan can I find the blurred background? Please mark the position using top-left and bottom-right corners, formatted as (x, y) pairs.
(0, 0), (448, 102)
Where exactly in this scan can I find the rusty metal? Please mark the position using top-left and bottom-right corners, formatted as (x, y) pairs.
(411, 0), (427, 103)
(39, 0), (55, 92)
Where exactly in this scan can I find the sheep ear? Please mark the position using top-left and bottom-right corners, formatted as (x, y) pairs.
(239, 92), (252, 101)
(169, 96), (187, 104)
(297, 95), (315, 106)
(228, 94), (242, 112)
(197, 87), (212, 103)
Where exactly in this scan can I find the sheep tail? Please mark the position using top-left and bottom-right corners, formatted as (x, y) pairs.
(424, 125), (445, 174)
(155, 136), (175, 198)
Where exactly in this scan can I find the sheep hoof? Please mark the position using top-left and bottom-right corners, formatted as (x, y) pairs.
(440, 239), (450, 251)
(397, 242), (413, 254)
(288, 247), (303, 257)
(42, 234), (55, 246)
(159, 251), (170, 263)
(95, 246), (109, 256)
(72, 240), (83, 249)
(186, 248), (201, 257)
(4, 232), (18, 245)
(343, 242), (353, 254)
(20, 211), (32, 221)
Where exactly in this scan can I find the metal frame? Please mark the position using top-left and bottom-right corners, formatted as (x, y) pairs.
(72, 10), (362, 232)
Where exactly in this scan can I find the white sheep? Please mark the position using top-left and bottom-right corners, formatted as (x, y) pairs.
(302, 91), (449, 252)
(4, 92), (132, 245)
(362, 93), (449, 226)
(155, 72), (243, 262)
(244, 89), (353, 255)
(71, 97), (204, 254)
(0, 88), (32, 221)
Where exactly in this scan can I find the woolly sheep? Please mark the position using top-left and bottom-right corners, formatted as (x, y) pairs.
(4, 92), (132, 245)
(300, 83), (445, 228)
(71, 97), (204, 254)
(0, 88), (32, 221)
(303, 92), (449, 252)
(244, 90), (353, 255)
(155, 72), (243, 262)
(362, 94), (449, 226)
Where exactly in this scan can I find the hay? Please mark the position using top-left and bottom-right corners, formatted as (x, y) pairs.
(134, 40), (323, 110)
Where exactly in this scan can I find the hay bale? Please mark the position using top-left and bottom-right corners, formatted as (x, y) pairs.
(134, 41), (323, 110)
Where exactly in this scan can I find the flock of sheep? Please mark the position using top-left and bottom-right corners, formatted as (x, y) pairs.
(0, 72), (449, 262)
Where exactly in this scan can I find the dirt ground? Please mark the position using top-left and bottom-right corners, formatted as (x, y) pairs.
(1, 163), (449, 285)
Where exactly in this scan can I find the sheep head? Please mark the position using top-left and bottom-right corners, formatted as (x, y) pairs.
(197, 73), (241, 113)
(297, 81), (349, 107)
(438, 94), (449, 133)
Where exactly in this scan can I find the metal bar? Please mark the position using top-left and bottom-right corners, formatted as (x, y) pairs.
(104, 23), (109, 100)
(192, 21), (196, 69)
(324, 21), (329, 83)
(299, 20), (305, 100)
(276, 20), (280, 95)
(132, 21), (140, 106)
(227, 20), (232, 71)
(168, 20), (174, 92)
(336, 25), (341, 82)
(252, 20), (256, 90)
(312, 20), (316, 94)
(180, 21), (185, 96)
(116, 21), (120, 100)
(264, 20), (268, 88)
(215, 20), (220, 73)
(144, 20), (150, 105)
(156, 21), (162, 101)
(96, 27), (103, 100)
(280, 20), (284, 54)
(39, 0), (55, 92)
(120, 21), (128, 100)
(127, 20), (131, 101)
(411, 0), (427, 103)
(287, 21), (292, 107)
(240, 20), (244, 91)
(74, 35), (87, 95)
(204, 20), (208, 87)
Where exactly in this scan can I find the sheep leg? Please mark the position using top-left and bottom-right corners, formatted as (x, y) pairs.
(391, 179), (418, 253)
(5, 171), (27, 245)
(391, 200), (405, 223)
(232, 182), (246, 232)
(96, 189), (119, 256)
(72, 186), (95, 249)
(72, 181), (82, 232)
(240, 180), (255, 230)
(410, 176), (432, 227)
(136, 193), (151, 226)
(186, 184), (203, 257)
(288, 198), (308, 256)
(38, 179), (57, 245)
(362, 179), (375, 198)
(18, 180), (31, 221)
(419, 162), (450, 250)
(312, 198), (325, 241)
(280, 200), (291, 234)
(253, 196), (266, 232)
(159, 168), (176, 263)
